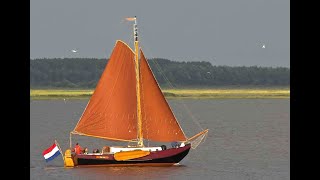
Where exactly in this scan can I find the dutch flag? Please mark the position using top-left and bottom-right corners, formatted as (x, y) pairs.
(43, 142), (61, 162)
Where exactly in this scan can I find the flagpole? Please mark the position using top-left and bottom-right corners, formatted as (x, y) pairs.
(55, 140), (65, 162)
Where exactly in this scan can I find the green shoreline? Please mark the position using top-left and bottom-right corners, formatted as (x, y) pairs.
(30, 88), (290, 100)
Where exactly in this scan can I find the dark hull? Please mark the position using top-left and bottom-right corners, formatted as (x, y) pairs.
(73, 144), (191, 167)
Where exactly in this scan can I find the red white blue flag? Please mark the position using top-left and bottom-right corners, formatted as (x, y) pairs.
(42, 142), (61, 162)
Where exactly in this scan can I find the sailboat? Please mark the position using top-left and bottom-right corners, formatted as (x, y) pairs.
(63, 17), (208, 167)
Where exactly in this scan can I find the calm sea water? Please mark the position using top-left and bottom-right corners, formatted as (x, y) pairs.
(30, 99), (289, 180)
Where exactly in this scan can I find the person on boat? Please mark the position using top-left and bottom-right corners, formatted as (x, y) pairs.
(102, 146), (110, 154)
(73, 143), (83, 154)
(93, 149), (100, 153)
(83, 147), (88, 154)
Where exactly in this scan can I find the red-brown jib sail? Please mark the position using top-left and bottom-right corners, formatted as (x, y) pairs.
(140, 50), (187, 142)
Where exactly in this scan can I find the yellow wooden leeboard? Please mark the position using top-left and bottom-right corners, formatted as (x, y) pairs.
(64, 149), (75, 167)
(114, 150), (150, 161)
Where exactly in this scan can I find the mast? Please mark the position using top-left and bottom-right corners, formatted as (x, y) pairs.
(133, 16), (143, 147)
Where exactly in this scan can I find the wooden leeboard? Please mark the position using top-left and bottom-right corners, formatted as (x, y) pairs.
(114, 150), (150, 161)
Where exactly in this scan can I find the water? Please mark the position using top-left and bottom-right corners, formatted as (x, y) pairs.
(30, 99), (289, 179)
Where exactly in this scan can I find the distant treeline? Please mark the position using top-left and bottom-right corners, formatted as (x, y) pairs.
(30, 58), (290, 88)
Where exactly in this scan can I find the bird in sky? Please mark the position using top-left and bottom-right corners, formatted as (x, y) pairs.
(262, 44), (266, 49)
(71, 49), (78, 53)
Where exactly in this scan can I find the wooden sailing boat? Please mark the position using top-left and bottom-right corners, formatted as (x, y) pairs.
(64, 17), (208, 167)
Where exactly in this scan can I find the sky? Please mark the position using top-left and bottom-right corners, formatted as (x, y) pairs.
(30, 0), (289, 67)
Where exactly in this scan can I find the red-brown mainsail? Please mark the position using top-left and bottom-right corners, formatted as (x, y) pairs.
(73, 41), (138, 141)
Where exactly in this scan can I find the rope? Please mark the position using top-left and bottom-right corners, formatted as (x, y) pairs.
(190, 131), (208, 149)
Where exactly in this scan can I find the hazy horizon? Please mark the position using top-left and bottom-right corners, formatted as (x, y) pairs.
(31, 0), (289, 67)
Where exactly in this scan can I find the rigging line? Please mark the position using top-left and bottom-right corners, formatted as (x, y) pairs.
(181, 103), (203, 131)
(191, 132), (207, 149)
(118, 21), (133, 49)
(127, 30), (134, 50)
(138, 28), (204, 131)
(152, 59), (175, 88)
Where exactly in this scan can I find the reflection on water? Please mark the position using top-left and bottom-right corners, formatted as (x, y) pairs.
(74, 165), (187, 179)
(31, 99), (289, 180)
